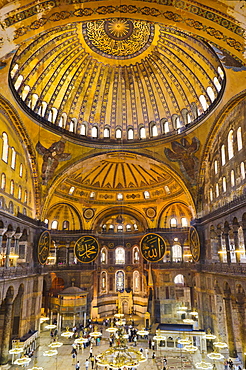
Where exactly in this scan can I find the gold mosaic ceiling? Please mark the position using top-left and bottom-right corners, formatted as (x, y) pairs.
(10, 19), (224, 141)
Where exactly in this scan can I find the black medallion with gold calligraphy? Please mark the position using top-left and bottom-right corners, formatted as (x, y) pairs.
(38, 230), (50, 265)
(74, 236), (99, 263)
(189, 226), (200, 262)
(140, 233), (165, 262)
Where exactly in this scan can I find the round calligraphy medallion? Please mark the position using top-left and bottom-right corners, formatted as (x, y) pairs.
(83, 208), (94, 220)
(146, 207), (156, 219)
(189, 226), (200, 262)
(74, 235), (99, 263)
(140, 233), (165, 262)
(38, 230), (50, 265)
(82, 19), (154, 60)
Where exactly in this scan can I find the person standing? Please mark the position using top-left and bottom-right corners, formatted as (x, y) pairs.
(76, 361), (80, 370)
(91, 355), (95, 369)
(84, 359), (89, 370)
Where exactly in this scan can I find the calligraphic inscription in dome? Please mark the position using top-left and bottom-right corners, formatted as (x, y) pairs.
(140, 233), (165, 262)
(82, 18), (154, 59)
(38, 230), (50, 265)
(74, 235), (99, 263)
(189, 226), (200, 262)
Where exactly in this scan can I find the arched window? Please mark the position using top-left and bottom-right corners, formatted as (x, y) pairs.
(214, 160), (218, 175)
(101, 271), (107, 291)
(199, 95), (209, 111)
(48, 107), (58, 123)
(91, 126), (98, 138)
(133, 247), (139, 263)
(214, 77), (221, 92)
(207, 86), (215, 102)
(2, 132), (8, 163)
(9, 201), (14, 214)
(80, 123), (86, 136)
(143, 191), (150, 199)
(69, 186), (75, 195)
(209, 188), (213, 201)
(101, 248), (107, 264)
(19, 163), (23, 177)
(11, 147), (16, 169)
(18, 185), (22, 200)
(163, 121), (169, 134)
(21, 85), (30, 101)
(127, 128), (134, 140)
(58, 113), (67, 128)
(216, 183), (219, 197)
(139, 127), (146, 139)
(228, 130), (234, 160)
(1, 173), (6, 190)
(63, 221), (69, 230)
(14, 75), (23, 90)
(221, 144), (226, 166)
(133, 271), (140, 291)
(51, 220), (58, 229)
(116, 128), (122, 139)
(69, 118), (77, 132)
(90, 191), (95, 199)
(174, 274), (184, 285)
(218, 66), (224, 79)
(187, 113), (192, 124)
(165, 185), (170, 194)
(126, 224), (132, 232)
(151, 124), (158, 137)
(31, 94), (39, 110)
(10, 64), (19, 78)
(231, 170), (235, 187)
(181, 217), (188, 227)
(117, 193), (123, 200)
(10, 179), (14, 195)
(116, 270), (124, 291)
(172, 244), (182, 262)
(241, 162), (245, 180)
(104, 127), (110, 138)
(24, 190), (27, 203)
(175, 117), (182, 129)
(170, 217), (177, 227)
(237, 127), (243, 151)
(117, 225), (123, 232)
(115, 247), (125, 264)
(222, 177), (226, 192)
(39, 101), (47, 117)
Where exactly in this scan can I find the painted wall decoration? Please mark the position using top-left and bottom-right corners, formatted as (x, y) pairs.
(140, 233), (165, 262)
(37, 230), (50, 265)
(164, 137), (200, 184)
(36, 139), (71, 185)
(74, 235), (99, 263)
(189, 226), (200, 262)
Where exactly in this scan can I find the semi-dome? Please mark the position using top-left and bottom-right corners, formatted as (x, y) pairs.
(10, 19), (225, 143)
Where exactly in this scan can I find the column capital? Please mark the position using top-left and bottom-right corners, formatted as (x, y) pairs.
(5, 231), (15, 238)
(14, 233), (22, 240)
(0, 228), (7, 236)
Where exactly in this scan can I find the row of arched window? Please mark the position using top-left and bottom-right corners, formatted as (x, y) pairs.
(1, 173), (28, 203)
(209, 163), (245, 201)
(215, 127), (243, 171)
(100, 270), (140, 292)
(12, 66), (223, 141)
(1, 132), (24, 177)
(101, 246), (140, 265)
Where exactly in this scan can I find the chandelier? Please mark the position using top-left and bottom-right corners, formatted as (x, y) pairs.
(96, 326), (146, 369)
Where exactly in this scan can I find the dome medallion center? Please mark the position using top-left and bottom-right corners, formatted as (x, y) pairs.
(82, 18), (154, 59)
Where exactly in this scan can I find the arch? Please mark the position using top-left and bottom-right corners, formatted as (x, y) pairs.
(174, 274), (184, 285)
(45, 203), (83, 230)
(227, 129), (234, 160)
(237, 127), (242, 151)
(115, 270), (125, 292)
(2, 132), (8, 163)
(127, 128), (134, 140)
(115, 247), (125, 264)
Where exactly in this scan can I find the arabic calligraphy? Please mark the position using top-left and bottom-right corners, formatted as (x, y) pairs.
(38, 231), (50, 265)
(74, 236), (99, 263)
(82, 19), (154, 59)
(189, 226), (200, 262)
(140, 233), (165, 262)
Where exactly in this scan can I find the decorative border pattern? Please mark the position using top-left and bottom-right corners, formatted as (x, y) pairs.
(11, 5), (244, 55)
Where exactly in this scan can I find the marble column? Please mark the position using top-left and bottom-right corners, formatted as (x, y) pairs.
(5, 230), (15, 268)
(223, 228), (231, 265)
(0, 295), (13, 364)
(233, 225), (240, 263)
(224, 294), (237, 358)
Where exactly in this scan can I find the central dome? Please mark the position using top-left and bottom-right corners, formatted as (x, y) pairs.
(10, 19), (225, 143)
